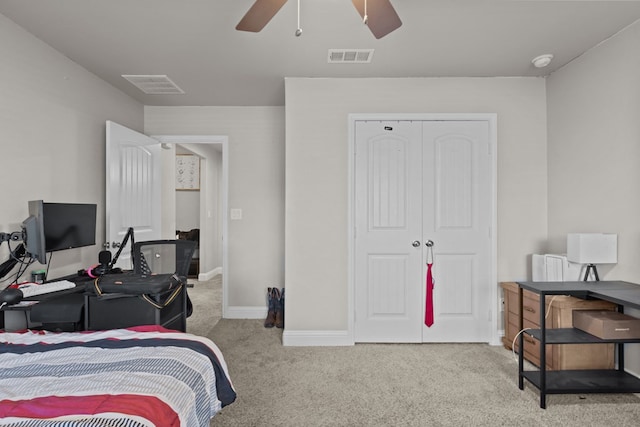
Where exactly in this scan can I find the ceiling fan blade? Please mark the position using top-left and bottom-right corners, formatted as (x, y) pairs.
(236, 0), (289, 32)
(352, 0), (402, 39)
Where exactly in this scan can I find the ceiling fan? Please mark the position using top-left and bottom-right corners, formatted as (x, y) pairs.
(236, 0), (402, 39)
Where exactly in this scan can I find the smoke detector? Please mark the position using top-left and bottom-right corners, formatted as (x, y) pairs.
(531, 54), (553, 68)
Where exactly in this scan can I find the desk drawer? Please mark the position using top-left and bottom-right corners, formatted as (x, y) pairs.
(507, 289), (543, 327)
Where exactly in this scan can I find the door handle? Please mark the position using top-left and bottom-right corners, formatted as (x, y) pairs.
(425, 240), (434, 247)
(412, 241), (421, 248)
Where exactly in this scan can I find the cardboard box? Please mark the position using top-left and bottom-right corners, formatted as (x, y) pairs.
(573, 310), (640, 339)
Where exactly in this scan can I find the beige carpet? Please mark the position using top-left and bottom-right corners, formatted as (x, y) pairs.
(207, 320), (640, 426)
(190, 280), (640, 426)
(186, 275), (222, 337)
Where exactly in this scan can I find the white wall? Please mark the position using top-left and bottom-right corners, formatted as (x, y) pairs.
(0, 13), (143, 281)
(144, 107), (285, 309)
(284, 77), (548, 334)
(176, 191), (200, 230)
(547, 20), (640, 373)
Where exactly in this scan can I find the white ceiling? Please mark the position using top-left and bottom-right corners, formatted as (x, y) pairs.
(1, 0), (639, 106)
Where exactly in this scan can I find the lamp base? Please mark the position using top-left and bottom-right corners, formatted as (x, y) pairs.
(583, 264), (600, 281)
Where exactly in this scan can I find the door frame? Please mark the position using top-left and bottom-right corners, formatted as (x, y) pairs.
(153, 134), (230, 318)
(348, 113), (499, 345)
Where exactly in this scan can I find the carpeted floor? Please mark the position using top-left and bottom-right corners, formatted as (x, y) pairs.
(207, 320), (640, 426)
(186, 275), (222, 337)
(190, 279), (640, 426)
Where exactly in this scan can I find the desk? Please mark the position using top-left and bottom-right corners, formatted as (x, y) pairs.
(2, 274), (188, 333)
(516, 280), (640, 408)
(1, 276), (90, 331)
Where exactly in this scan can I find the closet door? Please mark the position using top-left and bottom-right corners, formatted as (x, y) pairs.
(354, 119), (493, 343)
(354, 120), (424, 342)
(421, 121), (492, 342)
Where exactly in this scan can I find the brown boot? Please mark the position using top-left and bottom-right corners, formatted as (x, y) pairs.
(264, 287), (277, 328)
(275, 288), (284, 329)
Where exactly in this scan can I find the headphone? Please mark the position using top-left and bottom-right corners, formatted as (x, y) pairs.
(86, 264), (107, 278)
(86, 250), (113, 278)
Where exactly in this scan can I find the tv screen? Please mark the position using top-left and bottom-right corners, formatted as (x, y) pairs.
(42, 202), (97, 252)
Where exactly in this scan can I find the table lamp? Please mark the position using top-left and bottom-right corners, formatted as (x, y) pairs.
(566, 233), (617, 281)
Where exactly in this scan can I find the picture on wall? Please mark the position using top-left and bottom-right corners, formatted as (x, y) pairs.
(176, 154), (200, 190)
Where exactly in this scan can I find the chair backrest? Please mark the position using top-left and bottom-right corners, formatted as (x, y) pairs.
(132, 239), (196, 278)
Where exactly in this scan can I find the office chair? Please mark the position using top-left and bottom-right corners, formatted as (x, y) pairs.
(133, 239), (196, 279)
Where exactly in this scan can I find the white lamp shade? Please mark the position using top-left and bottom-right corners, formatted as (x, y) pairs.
(566, 233), (617, 264)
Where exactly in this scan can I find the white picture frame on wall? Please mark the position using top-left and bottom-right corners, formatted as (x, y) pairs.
(176, 154), (200, 190)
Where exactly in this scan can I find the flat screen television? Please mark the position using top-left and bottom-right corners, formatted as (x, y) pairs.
(21, 200), (97, 264)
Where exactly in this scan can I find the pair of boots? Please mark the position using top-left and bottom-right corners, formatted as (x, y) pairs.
(264, 287), (284, 328)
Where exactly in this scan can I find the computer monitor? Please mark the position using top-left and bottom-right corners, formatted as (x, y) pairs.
(21, 200), (46, 264)
(21, 200), (97, 264)
(42, 202), (97, 252)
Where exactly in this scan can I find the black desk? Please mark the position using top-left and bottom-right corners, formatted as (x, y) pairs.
(2, 273), (188, 333)
(516, 280), (640, 408)
(1, 276), (91, 331)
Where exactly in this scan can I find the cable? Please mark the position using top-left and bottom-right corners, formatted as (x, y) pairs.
(13, 256), (33, 284)
(5, 240), (30, 284)
(512, 328), (533, 362)
(511, 295), (561, 363)
(545, 295), (559, 320)
(44, 251), (52, 279)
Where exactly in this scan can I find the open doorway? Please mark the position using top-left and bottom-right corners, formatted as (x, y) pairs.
(154, 135), (229, 320)
(175, 146), (203, 278)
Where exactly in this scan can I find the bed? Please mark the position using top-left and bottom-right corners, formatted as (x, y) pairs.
(0, 325), (235, 426)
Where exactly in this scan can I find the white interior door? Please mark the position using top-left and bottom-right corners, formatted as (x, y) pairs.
(354, 121), (424, 342)
(106, 121), (162, 269)
(354, 119), (493, 343)
(421, 121), (492, 342)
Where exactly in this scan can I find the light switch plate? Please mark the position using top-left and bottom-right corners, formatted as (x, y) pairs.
(230, 208), (242, 220)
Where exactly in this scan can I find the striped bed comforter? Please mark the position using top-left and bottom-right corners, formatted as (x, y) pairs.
(0, 326), (236, 426)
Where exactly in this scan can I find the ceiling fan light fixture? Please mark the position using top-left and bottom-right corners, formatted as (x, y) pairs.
(532, 54), (553, 68)
(237, 0), (401, 39)
(295, 0), (302, 37)
(363, 0), (368, 25)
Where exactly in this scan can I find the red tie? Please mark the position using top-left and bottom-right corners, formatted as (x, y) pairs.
(425, 262), (434, 327)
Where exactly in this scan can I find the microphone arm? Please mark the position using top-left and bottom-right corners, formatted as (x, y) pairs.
(109, 227), (135, 269)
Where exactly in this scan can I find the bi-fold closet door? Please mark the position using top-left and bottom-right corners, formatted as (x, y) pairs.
(354, 119), (492, 343)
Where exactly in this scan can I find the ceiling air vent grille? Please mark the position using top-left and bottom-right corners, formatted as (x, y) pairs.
(121, 75), (185, 94)
(328, 49), (374, 64)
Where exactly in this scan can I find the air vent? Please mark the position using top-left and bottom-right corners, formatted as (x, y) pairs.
(328, 49), (374, 64)
(121, 75), (185, 95)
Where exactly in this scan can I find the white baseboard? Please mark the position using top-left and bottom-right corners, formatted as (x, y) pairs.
(282, 330), (354, 346)
(222, 307), (354, 346)
(225, 306), (266, 319)
(198, 267), (221, 281)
